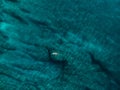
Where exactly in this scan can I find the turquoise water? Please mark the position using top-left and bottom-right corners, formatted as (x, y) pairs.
(0, 0), (120, 90)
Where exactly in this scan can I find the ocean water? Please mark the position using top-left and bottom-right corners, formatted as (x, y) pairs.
(0, 0), (120, 90)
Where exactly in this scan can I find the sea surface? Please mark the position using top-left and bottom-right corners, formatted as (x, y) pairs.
(0, 0), (120, 90)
